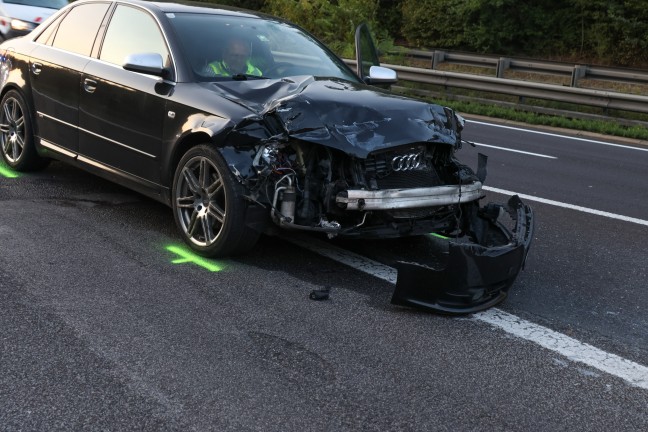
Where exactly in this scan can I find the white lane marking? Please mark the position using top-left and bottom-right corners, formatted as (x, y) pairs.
(286, 235), (648, 390)
(483, 186), (648, 227)
(475, 309), (648, 390)
(468, 119), (648, 152)
(285, 236), (397, 283)
(473, 142), (557, 159)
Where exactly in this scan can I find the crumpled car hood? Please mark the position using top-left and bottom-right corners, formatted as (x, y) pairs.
(209, 76), (461, 158)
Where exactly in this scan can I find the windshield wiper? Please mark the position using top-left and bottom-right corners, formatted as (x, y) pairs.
(231, 74), (268, 81)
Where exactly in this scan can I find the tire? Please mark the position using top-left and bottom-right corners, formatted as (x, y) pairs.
(0, 89), (49, 171)
(172, 144), (260, 257)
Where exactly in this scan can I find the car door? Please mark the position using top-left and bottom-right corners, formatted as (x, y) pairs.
(78, 3), (171, 187)
(28, 2), (110, 155)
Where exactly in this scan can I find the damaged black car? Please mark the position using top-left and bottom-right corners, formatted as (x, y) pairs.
(0, 0), (533, 313)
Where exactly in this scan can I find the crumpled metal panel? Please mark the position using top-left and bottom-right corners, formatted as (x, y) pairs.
(210, 76), (461, 157)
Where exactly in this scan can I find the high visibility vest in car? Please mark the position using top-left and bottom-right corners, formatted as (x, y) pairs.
(209, 60), (261, 77)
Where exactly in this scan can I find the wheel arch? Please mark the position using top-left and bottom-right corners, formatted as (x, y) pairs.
(166, 131), (212, 185)
(161, 112), (266, 204)
(162, 126), (237, 206)
(1, 47), (39, 128)
(0, 84), (39, 138)
(170, 143), (263, 257)
(0, 84), (49, 170)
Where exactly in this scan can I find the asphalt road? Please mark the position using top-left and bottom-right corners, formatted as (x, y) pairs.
(1, 119), (647, 431)
(462, 119), (648, 357)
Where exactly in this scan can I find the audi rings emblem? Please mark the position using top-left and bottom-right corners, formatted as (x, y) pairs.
(391, 152), (423, 171)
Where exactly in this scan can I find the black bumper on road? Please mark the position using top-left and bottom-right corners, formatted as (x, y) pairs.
(391, 195), (534, 314)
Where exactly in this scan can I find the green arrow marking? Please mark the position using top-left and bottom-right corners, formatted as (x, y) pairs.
(165, 245), (223, 272)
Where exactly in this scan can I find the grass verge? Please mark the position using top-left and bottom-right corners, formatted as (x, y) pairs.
(393, 85), (648, 141)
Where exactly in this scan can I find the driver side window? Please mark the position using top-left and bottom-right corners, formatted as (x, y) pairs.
(100, 5), (170, 68)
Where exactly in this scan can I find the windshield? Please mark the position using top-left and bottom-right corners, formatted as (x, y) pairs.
(4, 0), (68, 8)
(167, 12), (359, 83)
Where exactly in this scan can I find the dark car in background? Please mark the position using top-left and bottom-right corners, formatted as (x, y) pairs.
(0, 0), (67, 40)
(0, 0), (533, 313)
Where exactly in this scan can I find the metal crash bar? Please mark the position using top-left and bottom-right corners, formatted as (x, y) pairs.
(336, 182), (483, 211)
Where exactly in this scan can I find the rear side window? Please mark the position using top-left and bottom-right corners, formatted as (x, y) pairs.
(34, 13), (64, 45)
(51, 3), (110, 56)
(100, 5), (169, 67)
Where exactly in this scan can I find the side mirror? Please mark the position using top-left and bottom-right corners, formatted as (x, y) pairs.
(355, 23), (397, 87)
(123, 53), (166, 77)
(368, 65), (397, 85)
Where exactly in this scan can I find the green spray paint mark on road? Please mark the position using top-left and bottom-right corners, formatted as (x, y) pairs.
(165, 245), (224, 272)
(0, 163), (19, 178)
(429, 233), (450, 240)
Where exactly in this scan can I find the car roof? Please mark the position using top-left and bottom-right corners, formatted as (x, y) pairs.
(124, 0), (268, 19)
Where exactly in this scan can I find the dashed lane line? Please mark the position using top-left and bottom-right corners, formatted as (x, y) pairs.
(469, 120), (648, 152)
(473, 142), (557, 159)
(483, 186), (648, 227)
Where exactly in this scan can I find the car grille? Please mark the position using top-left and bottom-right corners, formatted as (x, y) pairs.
(364, 147), (442, 189)
(376, 169), (440, 189)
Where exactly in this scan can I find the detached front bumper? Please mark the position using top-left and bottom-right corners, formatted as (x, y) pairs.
(391, 195), (534, 314)
(336, 181), (482, 211)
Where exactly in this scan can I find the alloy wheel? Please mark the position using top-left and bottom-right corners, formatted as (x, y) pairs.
(0, 96), (25, 164)
(174, 156), (227, 247)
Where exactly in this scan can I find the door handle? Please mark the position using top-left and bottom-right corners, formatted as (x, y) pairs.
(31, 63), (42, 75)
(83, 78), (97, 94)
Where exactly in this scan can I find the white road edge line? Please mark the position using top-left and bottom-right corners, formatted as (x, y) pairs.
(286, 235), (648, 390)
(469, 119), (648, 152)
(483, 186), (648, 227)
(475, 309), (648, 390)
(286, 236), (397, 284)
(473, 142), (557, 159)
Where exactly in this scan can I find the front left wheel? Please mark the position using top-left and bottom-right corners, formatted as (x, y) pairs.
(0, 90), (48, 171)
(172, 144), (260, 257)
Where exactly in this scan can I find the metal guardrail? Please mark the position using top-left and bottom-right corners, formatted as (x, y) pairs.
(343, 58), (648, 118)
(397, 49), (648, 87)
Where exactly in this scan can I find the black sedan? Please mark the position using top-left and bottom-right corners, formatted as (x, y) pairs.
(0, 0), (533, 313)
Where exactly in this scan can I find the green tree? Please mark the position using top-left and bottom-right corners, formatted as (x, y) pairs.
(263, 0), (391, 58)
(376, 0), (404, 42)
(570, 0), (648, 66)
(401, 0), (466, 49)
(191, 0), (648, 68)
